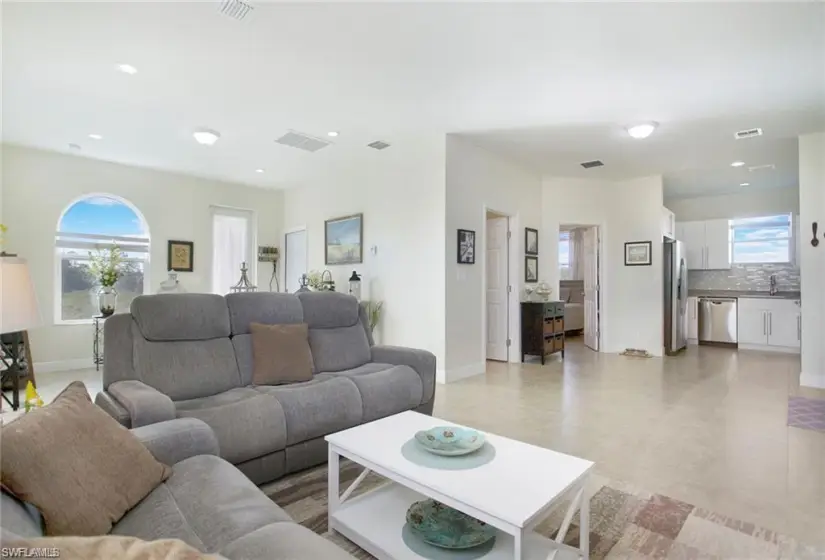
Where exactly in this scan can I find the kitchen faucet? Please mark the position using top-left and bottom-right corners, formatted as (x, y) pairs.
(769, 274), (778, 296)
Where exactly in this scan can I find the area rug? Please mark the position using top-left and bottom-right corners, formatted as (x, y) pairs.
(788, 396), (825, 433)
(264, 461), (820, 559)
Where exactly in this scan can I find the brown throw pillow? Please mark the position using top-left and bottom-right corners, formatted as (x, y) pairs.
(250, 322), (314, 385)
(9, 536), (223, 560)
(0, 381), (171, 536)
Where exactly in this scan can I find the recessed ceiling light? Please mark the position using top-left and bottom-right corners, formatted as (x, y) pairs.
(731, 161), (746, 167)
(255, 168), (264, 173)
(740, 182), (750, 187)
(88, 134), (103, 140)
(327, 131), (339, 137)
(193, 128), (220, 146)
(116, 64), (137, 75)
(626, 122), (658, 139)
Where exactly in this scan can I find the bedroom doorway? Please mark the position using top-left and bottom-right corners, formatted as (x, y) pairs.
(559, 225), (601, 352)
(485, 211), (511, 361)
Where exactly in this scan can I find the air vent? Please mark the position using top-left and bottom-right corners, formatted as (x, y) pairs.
(580, 160), (604, 169)
(275, 131), (331, 153)
(748, 163), (776, 172)
(219, 0), (254, 21)
(734, 128), (763, 140)
(367, 140), (391, 150)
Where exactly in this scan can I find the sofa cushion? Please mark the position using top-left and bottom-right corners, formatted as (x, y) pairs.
(131, 294), (230, 341)
(112, 455), (292, 553)
(250, 323), (314, 385)
(253, 376), (362, 446)
(325, 365), (424, 422)
(297, 292), (360, 329)
(226, 293), (304, 335)
(308, 325), (371, 372)
(1, 382), (171, 536)
(175, 388), (287, 464)
(133, 332), (241, 401)
(220, 522), (356, 560)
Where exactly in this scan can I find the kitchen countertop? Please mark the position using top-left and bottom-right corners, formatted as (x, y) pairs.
(688, 289), (801, 300)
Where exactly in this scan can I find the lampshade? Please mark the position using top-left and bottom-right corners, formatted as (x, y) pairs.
(0, 256), (42, 334)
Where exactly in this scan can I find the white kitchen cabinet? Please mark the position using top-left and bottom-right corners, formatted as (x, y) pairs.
(675, 219), (731, 270)
(738, 297), (801, 351)
(737, 301), (768, 345)
(662, 207), (675, 239)
(767, 304), (801, 349)
(686, 296), (699, 341)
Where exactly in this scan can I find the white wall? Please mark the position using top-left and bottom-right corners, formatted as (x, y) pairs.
(665, 188), (799, 221)
(542, 175), (665, 356)
(444, 136), (542, 381)
(799, 132), (825, 389)
(281, 134), (446, 371)
(2, 145), (284, 368)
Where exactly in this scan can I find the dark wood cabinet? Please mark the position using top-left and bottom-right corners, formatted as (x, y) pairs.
(521, 301), (565, 364)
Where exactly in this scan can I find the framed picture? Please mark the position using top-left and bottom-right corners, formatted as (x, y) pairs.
(625, 241), (652, 266)
(457, 229), (475, 264)
(525, 256), (538, 282)
(325, 213), (363, 265)
(167, 240), (194, 272)
(525, 227), (538, 255)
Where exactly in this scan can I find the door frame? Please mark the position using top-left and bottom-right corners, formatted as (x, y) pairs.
(560, 223), (604, 352)
(480, 206), (520, 364)
(283, 225), (308, 293)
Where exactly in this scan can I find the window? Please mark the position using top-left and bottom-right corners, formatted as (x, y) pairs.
(559, 231), (571, 280)
(730, 214), (792, 264)
(55, 194), (150, 322)
(211, 206), (255, 294)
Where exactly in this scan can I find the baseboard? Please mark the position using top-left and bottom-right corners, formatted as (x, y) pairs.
(438, 362), (485, 384)
(33, 358), (93, 374)
(800, 371), (825, 389)
(738, 343), (800, 355)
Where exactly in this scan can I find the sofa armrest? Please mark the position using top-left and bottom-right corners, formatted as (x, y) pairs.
(94, 391), (132, 427)
(371, 345), (436, 404)
(131, 418), (220, 465)
(106, 380), (176, 428)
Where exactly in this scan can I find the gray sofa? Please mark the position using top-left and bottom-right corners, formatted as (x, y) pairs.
(1, 418), (356, 559)
(94, 291), (436, 485)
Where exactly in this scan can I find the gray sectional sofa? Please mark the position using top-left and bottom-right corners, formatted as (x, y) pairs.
(95, 291), (436, 485)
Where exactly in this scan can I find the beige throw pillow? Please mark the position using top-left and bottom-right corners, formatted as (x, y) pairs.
(0, 381), (171, 536)
(250, 322), (314, 385)
(9, 536), (223, 560)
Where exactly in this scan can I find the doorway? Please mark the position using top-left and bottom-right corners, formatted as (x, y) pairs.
(284, 228), (307, 293)
(559, 224), (601, 351)
(485, 211), (510, 362)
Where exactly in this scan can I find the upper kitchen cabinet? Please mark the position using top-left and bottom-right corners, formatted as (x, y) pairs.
(675, 219), (731, 270)
(661, 207), (675, 239)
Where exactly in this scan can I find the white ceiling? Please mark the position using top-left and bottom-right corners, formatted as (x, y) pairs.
(3, 2), (824, 197)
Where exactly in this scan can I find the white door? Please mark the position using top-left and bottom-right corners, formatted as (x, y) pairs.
(211, 207), (255, 295)
(704, 218), (731, 270)
(737, 300), (769, 345)
(284, 229), (307, 293)
(485, 217), (509, 361)
(767, 309), (801, 349)
(679, 221), (706, 270)
(583, 226), (600, 351)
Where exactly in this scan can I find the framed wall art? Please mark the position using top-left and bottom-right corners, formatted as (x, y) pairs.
(525, 227), (538, 255)
(457, 229), (475, 264)
(624, 241), (652, 266)
(525, 256), (538, 282)
(325, 213), (363, 265)
(167, 240), (194, 272)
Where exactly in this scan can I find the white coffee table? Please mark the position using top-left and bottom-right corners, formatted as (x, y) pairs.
(325, 411), (594, 560)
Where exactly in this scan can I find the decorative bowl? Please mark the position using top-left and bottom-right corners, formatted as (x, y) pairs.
(406, 499), (496, 549)
(414, 426), (485, 456)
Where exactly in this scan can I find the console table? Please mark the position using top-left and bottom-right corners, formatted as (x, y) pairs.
(520, 301), (565, 364)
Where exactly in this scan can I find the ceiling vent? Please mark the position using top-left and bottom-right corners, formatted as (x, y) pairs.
(580, 160), (604, 169)
(367, 140), (391, 150)
(275, 131), (331, 153)
(734, 128), (763, 140)
(219, 0), (254, 21)
(748, 163), (776, 172)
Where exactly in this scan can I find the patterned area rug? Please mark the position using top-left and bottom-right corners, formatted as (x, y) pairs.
(264, 460), (820, 559)
(788, 396), (825, 432)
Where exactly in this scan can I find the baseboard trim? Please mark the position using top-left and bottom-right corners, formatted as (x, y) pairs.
(738, 343), (800, 355)
(33, 358), (93, 374)
(800, 371), (825, 389)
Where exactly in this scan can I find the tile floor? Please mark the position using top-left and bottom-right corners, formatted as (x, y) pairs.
(15, 338), (825, 546)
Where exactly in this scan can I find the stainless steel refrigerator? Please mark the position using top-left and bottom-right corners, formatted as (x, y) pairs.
(664, 240), (688, 355)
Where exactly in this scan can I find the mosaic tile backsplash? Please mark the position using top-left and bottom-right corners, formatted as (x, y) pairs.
(688, 263), (800, 292)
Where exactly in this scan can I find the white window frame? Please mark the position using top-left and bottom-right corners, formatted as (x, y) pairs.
(210, 205), (257, 295)
(729, 213), (794, 266)
(559, 230), (571, 280)
(54, 194), (151, 325)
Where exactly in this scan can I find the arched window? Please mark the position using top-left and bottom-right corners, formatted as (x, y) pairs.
(55, 194), (150, 322)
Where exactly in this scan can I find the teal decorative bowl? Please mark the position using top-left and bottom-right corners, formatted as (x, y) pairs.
(406, 499), (496, 549)
(414, 426), (485, 456)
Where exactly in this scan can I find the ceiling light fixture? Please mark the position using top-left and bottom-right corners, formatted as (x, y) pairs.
(626, 122), (658, 139)
(193, 128), (220, 146)
(731, 161), (746, 167)
(116, 64), (137, 75)
(255, 169), (264, 173)
(88, 134), (103, 140)
(740, 182), (750, 187)
(327, 131), (339, 137)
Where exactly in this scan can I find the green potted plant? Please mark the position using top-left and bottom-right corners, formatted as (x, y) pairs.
(364, 300), (384, 341)
(89, 245), (124, 316)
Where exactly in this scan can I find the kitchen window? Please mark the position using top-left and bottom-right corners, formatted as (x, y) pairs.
(729, 214), (792, 264)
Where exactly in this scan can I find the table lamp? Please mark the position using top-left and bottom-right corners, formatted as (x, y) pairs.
(1, 254), (42, 410)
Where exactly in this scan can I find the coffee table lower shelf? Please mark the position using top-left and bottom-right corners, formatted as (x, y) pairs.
(330, 483), (581, 560)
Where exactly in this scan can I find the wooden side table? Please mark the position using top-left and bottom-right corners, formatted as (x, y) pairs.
(520, 301), (566, 364)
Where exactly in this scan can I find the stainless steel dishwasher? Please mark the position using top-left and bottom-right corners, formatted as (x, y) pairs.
(698, 297), (738, 345)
